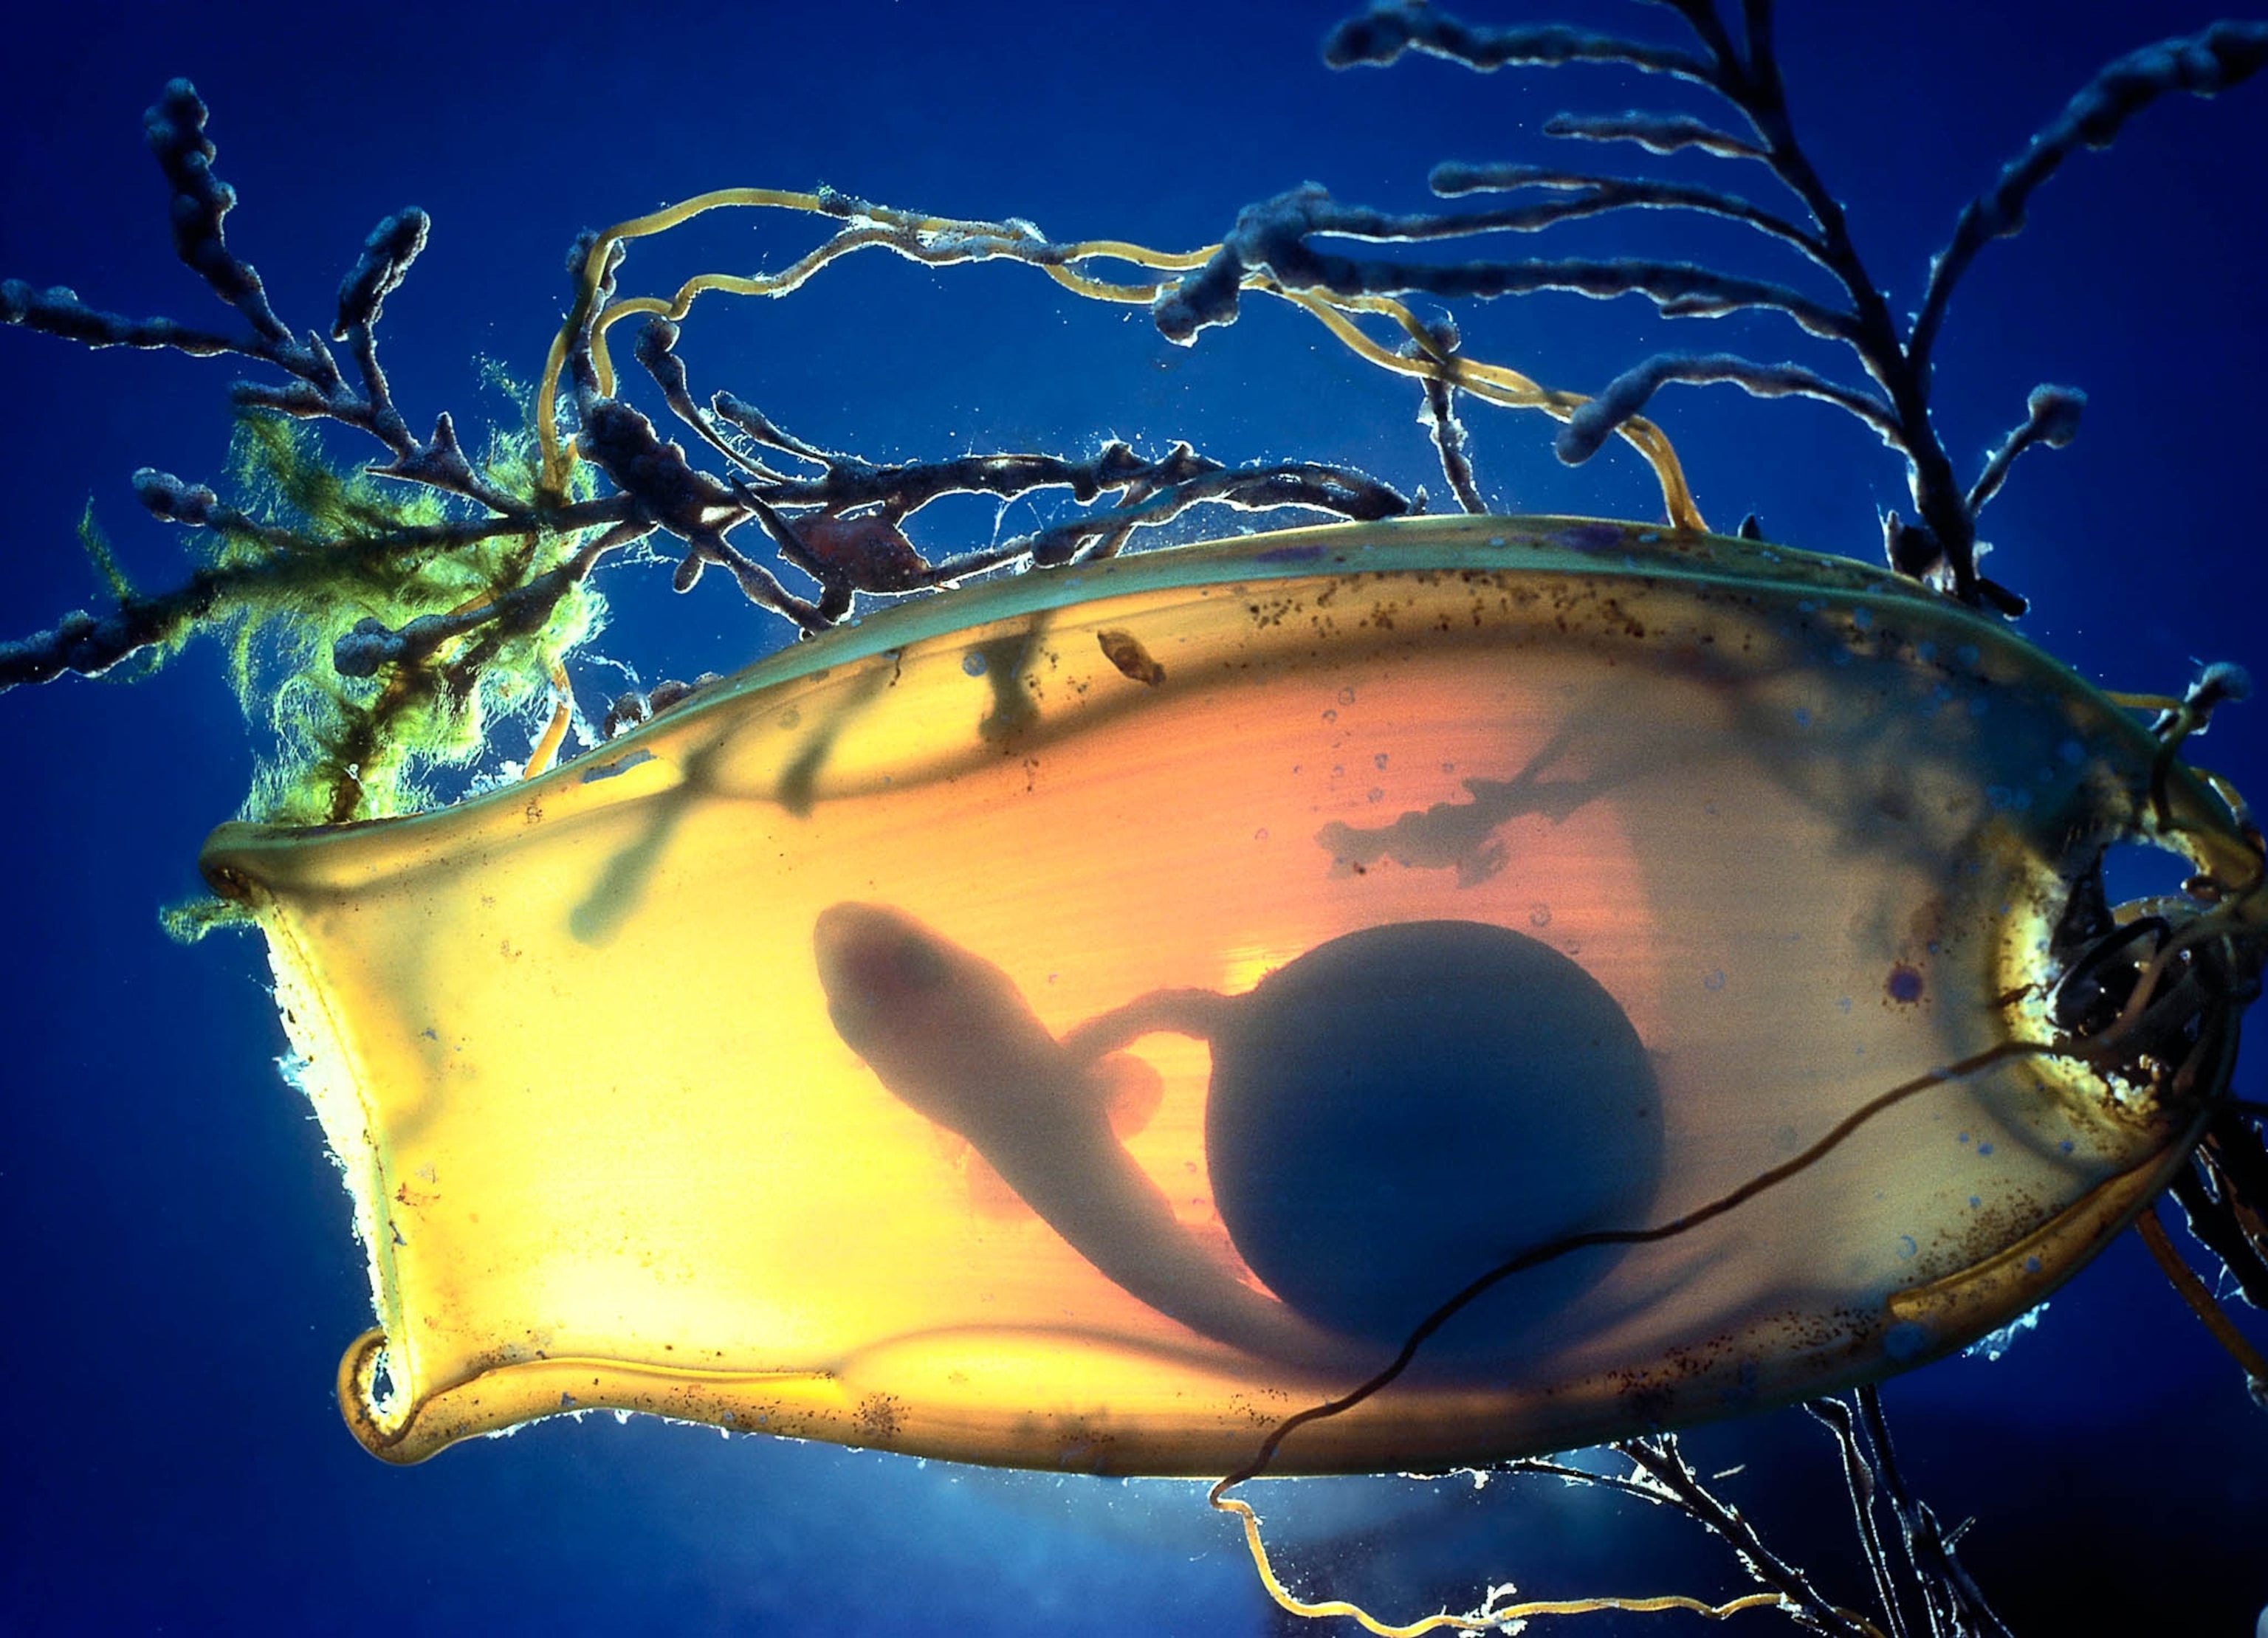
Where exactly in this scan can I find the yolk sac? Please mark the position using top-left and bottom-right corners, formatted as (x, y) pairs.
(1206, 920), (1663, 1367)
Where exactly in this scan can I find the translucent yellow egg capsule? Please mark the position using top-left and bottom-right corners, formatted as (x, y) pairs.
(199, 514), (2256, 1472)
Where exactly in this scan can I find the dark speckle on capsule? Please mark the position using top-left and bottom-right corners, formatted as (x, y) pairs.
(1886, 965), (1925, 1005)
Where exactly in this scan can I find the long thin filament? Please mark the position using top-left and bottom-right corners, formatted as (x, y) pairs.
(2135, 1204), (2268, 1390)
(532, 190), (1704, 531)
(1212, 1490), (1805, 1637)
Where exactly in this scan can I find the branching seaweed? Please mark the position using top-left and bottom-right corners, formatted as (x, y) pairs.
(1, 72), (1719, 844)
(0, 89), (1424, 827)
(1, 99), (1564, 825)
(1164, 1), (2268, 613)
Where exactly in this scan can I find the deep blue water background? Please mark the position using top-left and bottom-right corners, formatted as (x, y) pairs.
(4, 2), (2266, 1633)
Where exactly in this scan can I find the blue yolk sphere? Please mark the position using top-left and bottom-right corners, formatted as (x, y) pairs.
(1206, 919), (1664, 1365)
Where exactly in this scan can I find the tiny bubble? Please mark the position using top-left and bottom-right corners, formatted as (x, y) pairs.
(1373, 752), (1389, 769)
(1367, 787), (1384, 803)
(1896, 1235), (1917, 1261)
(961, 650), (988, 677)
(1322, 709), (1337, 723)
(1977, 1142), (1994, 1157)
(1338, 686), (1357, 705)
(1702, 969), (1726, 992)
(1253, 827), (1269, 842)
(1528, 904), (1552, 928)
